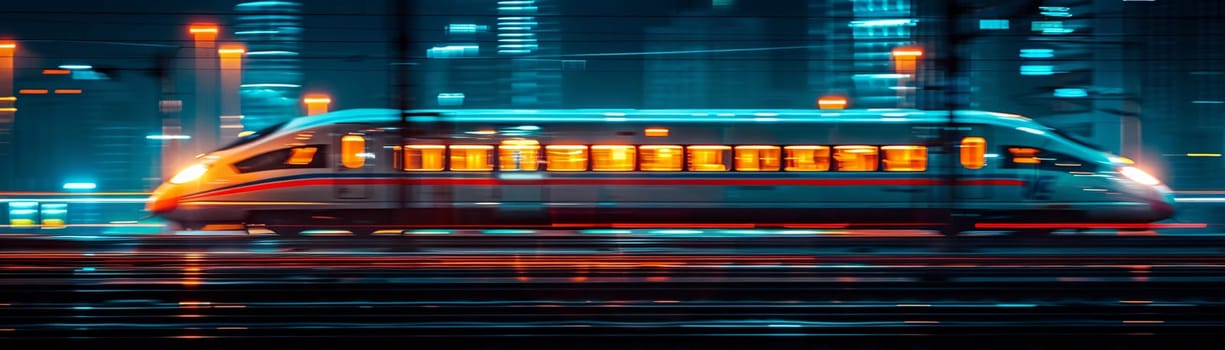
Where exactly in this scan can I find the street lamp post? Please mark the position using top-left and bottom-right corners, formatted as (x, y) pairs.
(304, 94), (332, 116)
(188, 23), (220, 157)
(892, 46), (923, 108)
(218, 44), (246, 144)
(0, 40), (16, 190)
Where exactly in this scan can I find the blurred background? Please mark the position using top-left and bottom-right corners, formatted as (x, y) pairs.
(0, 0), (1219, 193)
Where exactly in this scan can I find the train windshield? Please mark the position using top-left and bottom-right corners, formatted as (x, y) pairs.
(1041, 125), (1107, 153)
(216, 122), (287, 152)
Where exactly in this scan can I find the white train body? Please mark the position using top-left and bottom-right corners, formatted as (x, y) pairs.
(147, 109), (1175, 233)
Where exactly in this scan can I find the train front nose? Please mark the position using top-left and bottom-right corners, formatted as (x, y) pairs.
(1115, 165), (1176, 221)
(1150, 186), (1176, 221)
(146, 183), (183, 214)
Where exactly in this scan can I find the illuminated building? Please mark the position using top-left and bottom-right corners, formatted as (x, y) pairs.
(1122, 1), (1225, 189)
(233, 1), (303, 131)
(0, 40), (14, 190)
(189, 23), (220, 155)
(807, 1), (855, 108)
(960, 1), (1134, 161)
(218, 44), (246, 143)
(643, 3), (770, 108)
(11, 66), (159, 191)
(807, 1), (927, 109)
(419, 18), (501, 107)
(498, 0), (562, 107)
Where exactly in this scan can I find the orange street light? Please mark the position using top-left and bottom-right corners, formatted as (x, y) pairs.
(892, 46), (923, 75)
(304, 94), (332, 116)
(188, 24), (219, 34)
(188, 23), (219, 45)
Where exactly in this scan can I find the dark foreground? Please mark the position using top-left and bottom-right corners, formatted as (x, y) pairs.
(2, 232), (1225, 349)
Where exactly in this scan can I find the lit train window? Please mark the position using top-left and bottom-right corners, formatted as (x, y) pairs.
(688, 145), (731, 172)
(286, 147), (319, 165)
(961, 137), (986, 169)
(735, 146), (781, 172)
(233, 145), (327, 174)
(340, 135), (366, 169)
(1008, 147), (1040, 165)
(784, 146), (830, 172)
(546, 145), (588, 171)
(403, 145), (445, 171)
(592, 145), (636, 171)
(1003, 146), (1096, 172)
(450, 145), (494, 171)
(499, 139), (540, 171)
(833, 145), (879, 171)
(640, 145), (683, 171)
(881, 145), (927, 172)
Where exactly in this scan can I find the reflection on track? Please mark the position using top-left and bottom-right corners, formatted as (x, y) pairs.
(2, 234), (1225, 348)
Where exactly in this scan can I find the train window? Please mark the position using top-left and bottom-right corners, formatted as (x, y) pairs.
(1004, 146), (1097, 172)
(640, 145), (684, 171)
(286, 147), (318, 165)
(961, 137), (986, 169)
(450, 145), (494, 171)
(784, 146), (830, 172)
(232, 145), (327, 174)
(882, 146), (927, 172)
(546, 145), (588, 171)
(688, 145), (731, 172)
(403, 145), (445, 171)
(499, 140), (540, 171)
(833, 145), (879, 171)
(340, 135), (366, 169)
(1008, 147), (1041, 165)
(735, 146), (781, 172)
(592, 145), (636, 171)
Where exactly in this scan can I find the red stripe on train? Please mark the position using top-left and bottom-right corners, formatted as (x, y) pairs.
(184, 177), (1024, 200)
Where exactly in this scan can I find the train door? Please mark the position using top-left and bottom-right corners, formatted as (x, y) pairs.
(955, 125), (993, 201)
(496, 139), (545, 223)
(335, 131), (372, 200)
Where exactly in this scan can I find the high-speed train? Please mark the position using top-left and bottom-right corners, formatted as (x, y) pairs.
(147, 108), (1175, 235)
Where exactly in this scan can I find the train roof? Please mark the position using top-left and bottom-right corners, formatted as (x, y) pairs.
(284, 108), (1040, 131)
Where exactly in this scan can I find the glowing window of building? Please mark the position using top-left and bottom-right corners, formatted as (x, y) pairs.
(340, 135), (366, 169)
(499, 139), (540, 171)
(449, 145), (494, 171)
(591, 145), (636, 172)
(784, 146), (830, 172)
(639, 145), (684, 171)
(734, 146), (781, 172)
(403, 145), (445, 171)
(960, 137), (987, 169)
(881, 145), (927, 172)
(688, 145), (731, 172)
(546, 145), (588, 171)
(833, 145), (879, 172)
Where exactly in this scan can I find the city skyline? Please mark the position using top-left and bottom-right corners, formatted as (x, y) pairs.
(0, 0), (1222, 191)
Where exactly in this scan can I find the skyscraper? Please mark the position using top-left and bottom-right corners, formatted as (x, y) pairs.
(1123, 0), (1225, 189)
(233, 1), (303, 131)
(0, 40), (14, 190)
(642, 2), (773, 108)
(498, 0), (563, 107)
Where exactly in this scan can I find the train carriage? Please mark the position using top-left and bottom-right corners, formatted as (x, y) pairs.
(147, 108), (1175, 235)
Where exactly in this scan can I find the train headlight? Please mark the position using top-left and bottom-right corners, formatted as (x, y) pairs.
(169, 164), (209, 184)
(1119, 166), (1161, 186)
